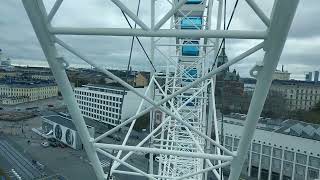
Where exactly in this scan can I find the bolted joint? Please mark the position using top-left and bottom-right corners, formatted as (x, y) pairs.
(249, 61), (264, 78)
(56, 56), (69, 69)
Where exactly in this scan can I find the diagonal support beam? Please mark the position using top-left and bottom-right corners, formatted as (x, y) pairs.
(47, 0), (63, 23)
(111, 0), (150, 31)
(153, 0), (188, 30)
(111, 117), (170, 171)
(96, 148), (157, 180)
(21, 1), (104, 180)
(245, 0), (271, 27)
(228, 0), (300, 179)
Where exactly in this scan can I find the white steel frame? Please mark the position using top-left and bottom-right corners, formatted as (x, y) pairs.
(21, 0), (299, 180)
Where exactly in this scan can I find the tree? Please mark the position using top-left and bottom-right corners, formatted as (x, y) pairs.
(133, 113), (150, 131)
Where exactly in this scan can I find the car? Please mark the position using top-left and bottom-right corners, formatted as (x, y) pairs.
(58, 142), (66, 148)
(155, 155), (160, 162)
(49, 142), (59, 147)
(144, 153), (157, 161)
(41, 141), (49, 147)
(113, 135), (121, 142)
(47, 137), (57, 142)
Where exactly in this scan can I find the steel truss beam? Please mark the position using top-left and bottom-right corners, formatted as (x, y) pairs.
(228, 0), (299, 179)
(50, 27), (266, 39)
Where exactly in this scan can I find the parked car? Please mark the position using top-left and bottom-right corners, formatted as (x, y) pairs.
(155, 155), (160, 162)
(41, 141), (49, 148)
(47, 137), (57, 142)
(144, 153), (157, 161)
(113, 135), (121, 142)
(58, 142), (66, 148)
(49, 142), (59, 147)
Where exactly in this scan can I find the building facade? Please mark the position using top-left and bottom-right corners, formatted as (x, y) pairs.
(134, 72), (149, 87)
(41, 115), (94, 150)
(0, 80), (58, 105)
(74, 84), (146, 126)
(270, 80), (320, 111)
(273, 70), (290, 81)
(218, 115), (320, 180)
(243, 79), (320, 111)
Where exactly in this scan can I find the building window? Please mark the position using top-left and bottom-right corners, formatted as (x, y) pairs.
(233, 138), (239, 149)
(225, 136), (232, 146)
(251, 152), (260, 167)
(261, 155), (270, 170)
(252, 143), (261, 153)
(284, 151), (294, 161)
(295, 165), (306, 180)
(272, 158), (281, 173)
(282, 162), (293, 179)
(296, 153), (307, 164)
(262, 145), (271, 155)
(309, 156), (320, 168)
(273, 148), (282, 158)
(308, 168), (319, 180)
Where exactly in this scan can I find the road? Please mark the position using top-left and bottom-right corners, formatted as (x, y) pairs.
(0, 139), (43, 179)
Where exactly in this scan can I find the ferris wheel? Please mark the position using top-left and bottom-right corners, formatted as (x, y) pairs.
(22, 0), (299, 179)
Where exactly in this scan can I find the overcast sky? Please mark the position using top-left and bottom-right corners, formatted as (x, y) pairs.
(0, 0), (319, 79)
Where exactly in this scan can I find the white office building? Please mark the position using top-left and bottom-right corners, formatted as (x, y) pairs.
(218, 114), (320, 180)
(74, 84), (146, 126)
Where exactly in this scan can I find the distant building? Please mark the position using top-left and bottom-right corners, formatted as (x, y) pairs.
(30, 73), (55, 81)
(243, 78), (320, 111)
(0, 78), (58, 105)
(41, 115), (94, 150)
(273, 70), (290, 81)
(314, 71), (319, 82)
(74, 84), (146, 126)
(306, 72), (313, 82)
(0, 49), (14, 71)
(218, 114), (320, 180)
(0, 70), (18, 78)
(270, 80), (320, 111)
(134, 72), (149, 87)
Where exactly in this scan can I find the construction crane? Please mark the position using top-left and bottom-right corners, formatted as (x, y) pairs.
(21, 0), (299, 179)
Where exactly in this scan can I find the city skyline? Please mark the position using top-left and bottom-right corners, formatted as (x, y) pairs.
(1, 0), (319, 80)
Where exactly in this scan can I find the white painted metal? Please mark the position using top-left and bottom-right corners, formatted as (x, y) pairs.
(228, 1), (300, 179)
(21, 1), (105, 180)
(21, 0), (299, 180)
(47, 0), (63, 23)
(111, 0), (150, 31)
(50, 27), (266, 39)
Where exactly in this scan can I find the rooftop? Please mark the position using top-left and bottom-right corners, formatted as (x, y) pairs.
(225, 113), (320, 141)
(42, 115), (76, 130)
(83, 84), (128, 91)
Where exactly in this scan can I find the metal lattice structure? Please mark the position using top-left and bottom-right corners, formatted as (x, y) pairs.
(21, 0), (299, 179)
